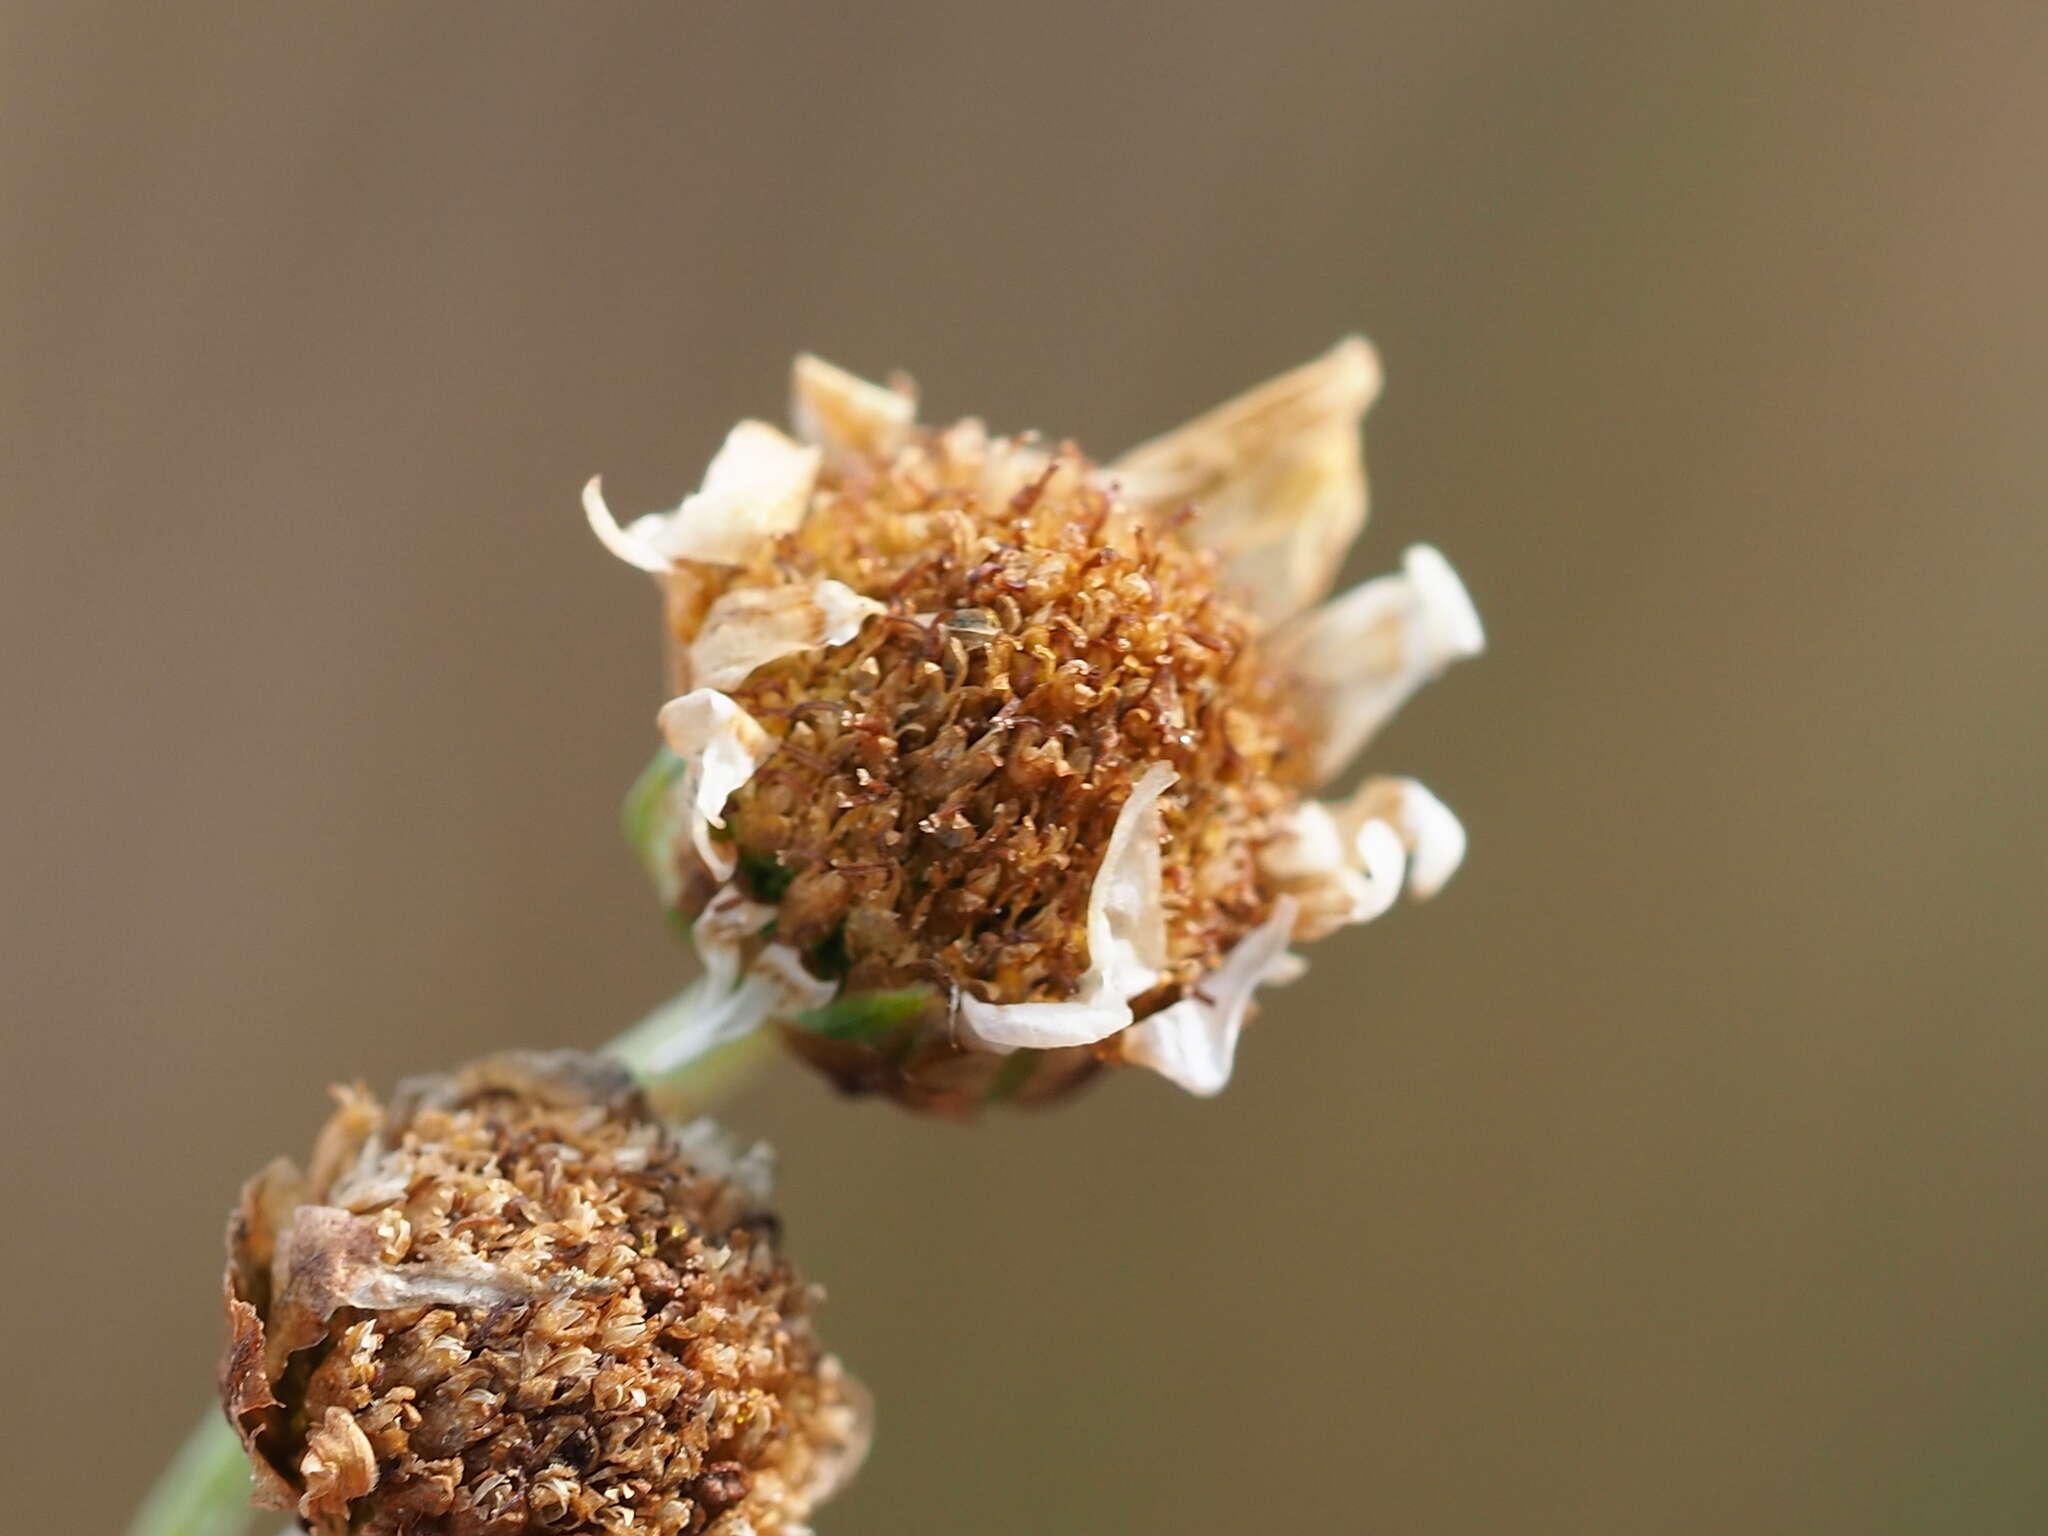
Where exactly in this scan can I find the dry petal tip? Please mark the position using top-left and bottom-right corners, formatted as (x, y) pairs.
(688, 579), (885, 691)
(1403, 542), (1486, 661)
(583, 474), (675, 573)
(587, 421), (823, 575)
(672, 419), (822, 565)
(791, 352), (917, 459)
(1111, 336), (1383, 619)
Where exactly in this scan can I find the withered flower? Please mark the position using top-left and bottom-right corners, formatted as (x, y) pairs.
(587, 340), (1482, 1112)
(220, 1052), (867, 1534)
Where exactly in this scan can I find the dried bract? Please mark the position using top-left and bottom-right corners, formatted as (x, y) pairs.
(219, 1051), (866, 1534)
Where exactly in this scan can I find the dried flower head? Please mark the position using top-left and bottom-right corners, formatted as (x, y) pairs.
(588, 340), (1482, 1111)
(219, 1051), (867, 1534)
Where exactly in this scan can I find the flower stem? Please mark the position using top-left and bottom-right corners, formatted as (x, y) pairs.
(127, 984), (770, 1536)
(603, 972), (780, 1117)
(122, 1415), (255, 1536)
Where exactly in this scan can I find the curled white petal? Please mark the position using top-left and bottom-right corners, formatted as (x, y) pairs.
(1112, 336), (1381, 621)
(1084, 759), (1175, 1000)
(1261, 801), (1408, 941)
(582, 476), (674, 573)
(1121, 896), (1300, 1096)
(656, 689), (774, 881)
(1277, 542), (1484, 784)
(585, 420), (821, 573)
(955, 992), (1132, 1053)
(956, 761), (1177, 1052)
(688, 579), (885, 690)
(1352, 818), (1409, 922)
(1339, 776), (1466, 900)
(791, 353), (916, 459)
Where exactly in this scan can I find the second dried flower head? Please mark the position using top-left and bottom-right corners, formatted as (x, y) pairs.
(588, 340), (1482, 1112)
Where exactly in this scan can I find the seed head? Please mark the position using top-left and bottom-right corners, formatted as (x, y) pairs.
(219, 1051), (867, 1534)
(588, 341), (1483, 1112)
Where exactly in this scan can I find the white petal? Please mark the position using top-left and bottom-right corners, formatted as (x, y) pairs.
(791, 353), (916, 459)
(1111, 337), (1381, 621)
(669, 420), (821, 564)
(687, 579), (884, 690)
(1121, 896), (1299, 1096)
(1277, 542), (1484, 784)
(1083, 760), (1176, 1000)
(955, 992), (1132, 1053)
(1260, 801), (1409, 941)
(1339, 776), (1467, 900)
(586, 421), (821, 573)
(656, 689), (774, 880)
(582, 476), (673, 573)
(1350, 818), (1409, 923)
(955, 761), (1177, 1052)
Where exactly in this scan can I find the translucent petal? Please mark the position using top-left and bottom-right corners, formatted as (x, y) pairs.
(791, 353), (916, 460)
(955, 992), (1133, 1053)
(1121, 896), (1300, 1096)
(655, 689), (774, 881)
(582, 476), (672, 573)
(585, 420), (821, 572)
(1277, 543), (1484, 784)
(1111, 337), (1381, 621)
(688, 579), (884, 690)
(1083, 759), (1176, 999)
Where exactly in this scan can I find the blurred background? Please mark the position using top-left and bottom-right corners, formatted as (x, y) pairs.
(6, 4), (2046, 1532)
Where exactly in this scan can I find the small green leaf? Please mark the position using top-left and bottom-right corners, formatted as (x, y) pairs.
(793, 987), (935, 1042)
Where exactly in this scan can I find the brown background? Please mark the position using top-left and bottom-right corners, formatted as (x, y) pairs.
(6, 4), (2046, 1532)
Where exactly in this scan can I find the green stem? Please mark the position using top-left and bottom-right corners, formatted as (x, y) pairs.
(127, 985), (769, 1536)
(122, 1416), (257, 1536)
(603, 972), (779, 1117)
